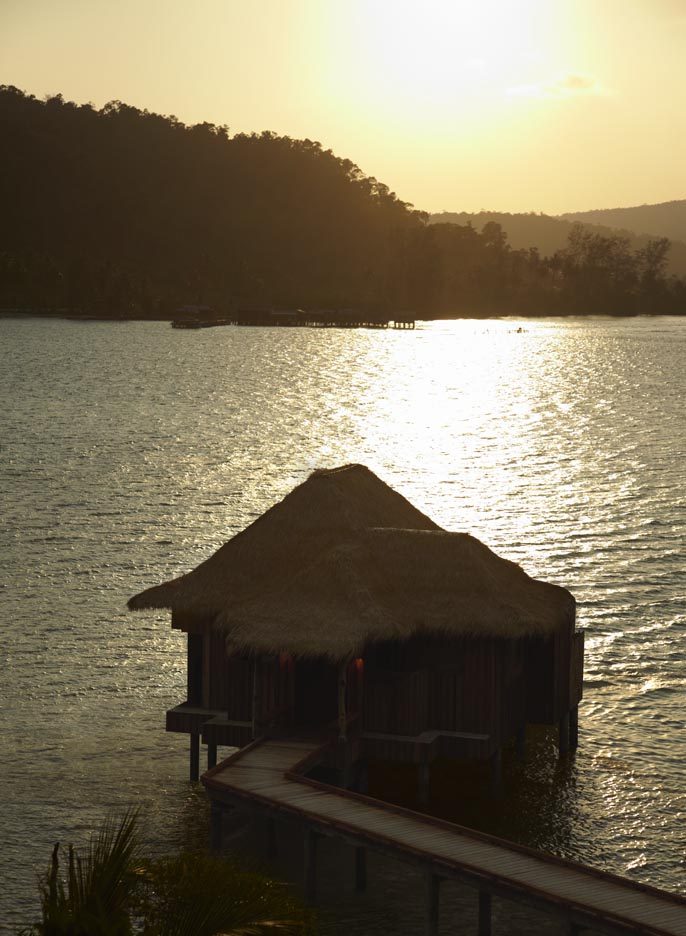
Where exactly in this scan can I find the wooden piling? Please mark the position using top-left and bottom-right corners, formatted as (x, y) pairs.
(355, 759), (369, 794)
(355, 846), (367, 892)
(516, 723), (526, 759)
(304, 828), (318, 904)
(489, 748), (502, 796)
(570, 705), (579, 750)
(266, 815), (277, 861)
(338, 662), (347, 741)
(559, 711), (570, 754)
(251, 658), (260, 739)
(424, 872), (440, 936)
(190, 733), (200, 781)
(210, 800), (222, 852)
(340, 742), (353, 790)
(207, 742), (217, 770)
(478, 889), (492, 936)
(418, 761), (430, 807)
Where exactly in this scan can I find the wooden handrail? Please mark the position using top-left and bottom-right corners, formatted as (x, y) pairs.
(280, 767), (686, 907)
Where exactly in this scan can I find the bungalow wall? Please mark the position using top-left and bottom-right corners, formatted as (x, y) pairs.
(170, 611), (583, 767)
(364, 668), (430, 736)
(363, 635), (526, 748)
(171, 611), (345, 739)
(168, 613), (253, 746)
(524, 625), (583, 725)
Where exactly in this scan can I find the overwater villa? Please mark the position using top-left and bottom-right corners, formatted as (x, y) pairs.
(126, 469), (686, 934)
(128, 464), (584, 797)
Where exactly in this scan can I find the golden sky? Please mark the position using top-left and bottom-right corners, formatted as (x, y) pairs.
(1, 0), (684, 214)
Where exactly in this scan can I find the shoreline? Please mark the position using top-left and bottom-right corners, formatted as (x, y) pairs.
(2, 309), (684, 323)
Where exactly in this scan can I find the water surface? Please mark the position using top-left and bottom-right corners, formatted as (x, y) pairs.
(1, 316), (684, 931)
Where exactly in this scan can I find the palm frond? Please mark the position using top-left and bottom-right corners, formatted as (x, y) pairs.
(31, 808), (141, 936)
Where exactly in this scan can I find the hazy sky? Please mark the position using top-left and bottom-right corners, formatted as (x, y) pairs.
(2, 0), (684, 214)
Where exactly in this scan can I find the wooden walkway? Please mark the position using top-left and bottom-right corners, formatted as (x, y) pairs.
(203, 739), (686, 936)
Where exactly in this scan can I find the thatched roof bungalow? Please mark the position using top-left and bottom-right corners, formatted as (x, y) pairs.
(129, 465), (583, 788)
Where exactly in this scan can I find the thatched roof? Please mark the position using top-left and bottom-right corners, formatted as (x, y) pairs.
(128, 464), (575, 660)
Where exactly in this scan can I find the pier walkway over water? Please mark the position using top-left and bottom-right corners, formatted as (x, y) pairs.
(203, 738), (686, 936)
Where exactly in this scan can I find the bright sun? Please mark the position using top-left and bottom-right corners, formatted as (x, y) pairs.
(331, 0), (559, 122)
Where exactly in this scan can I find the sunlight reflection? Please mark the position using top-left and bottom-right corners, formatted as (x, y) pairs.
(354, 319), (562, 552)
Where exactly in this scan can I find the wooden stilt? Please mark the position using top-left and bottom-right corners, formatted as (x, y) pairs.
(478, 889), (492, 936)
(515, 723), (526, 759)
(489, 748), (502, 796)
(190, 733), (200, 782)
(418, 762), (430, 807)
(570, 706), (579, 750)
(266, 816), (277, 861)
(251, 658), (260, 739)
(340, 738), (354, 790)
(559, 711), (570, 755)
(303, 828), (318, 904)
(207, 742), (217, 770)
(338, 662), (348, 741)
(210, 800), (222, 852)
(355, 759), (369, 794)
(355, 846), (367, 892)
(424, 872), (440, 936)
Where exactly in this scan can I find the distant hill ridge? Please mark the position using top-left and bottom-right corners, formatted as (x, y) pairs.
(429, 208), (686, 277)
(561, 200), (686, 245)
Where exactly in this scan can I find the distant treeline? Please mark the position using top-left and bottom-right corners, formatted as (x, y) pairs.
(1, 85), (684, 318)
(429, 210), (686, 278)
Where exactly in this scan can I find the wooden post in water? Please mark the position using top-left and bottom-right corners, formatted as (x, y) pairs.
(304, 828), (318, 904)
(210, 800), (223, 852)
(570, 706), (579, 750)
(489, 748), (502, 796)
(338, 662), (350, 787)
(515, 723), (526, 759)
(338, 662), (347, 741)
(201, 631), (211, 709)
(424, 872), (440, 936)
(478, 889), (492, 936)
(418, 761), (431, 807)
(355, 846), (367, 892)
(190, 733), (200, 781)
(207, 742), (217, 770)
(559, 711), (570, 754)
(266, 816), (277, 861)
(251, 657), (260, 739)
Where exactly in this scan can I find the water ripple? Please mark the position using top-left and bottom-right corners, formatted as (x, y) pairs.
(1, 316), (684, 930)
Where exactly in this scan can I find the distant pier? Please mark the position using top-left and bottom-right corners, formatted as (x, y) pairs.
(171, 308), (416, 329)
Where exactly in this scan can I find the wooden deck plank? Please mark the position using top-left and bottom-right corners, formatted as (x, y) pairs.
(229, 762), (288, 773)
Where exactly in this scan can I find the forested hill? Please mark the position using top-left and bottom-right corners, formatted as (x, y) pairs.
(429, 211), (686, 277)
(561, 201), (686, 246)
(0, 85), (426, 314)
(1, 85), (684, 317)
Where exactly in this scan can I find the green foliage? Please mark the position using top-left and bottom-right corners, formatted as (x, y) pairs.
(21, 812), (313, 936)
(134, 852), (314, 936)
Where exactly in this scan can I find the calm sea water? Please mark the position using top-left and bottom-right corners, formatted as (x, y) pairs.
(1, 316), (684, 932)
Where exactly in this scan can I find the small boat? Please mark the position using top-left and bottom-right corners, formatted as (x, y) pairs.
(171, 319), (205, 329)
